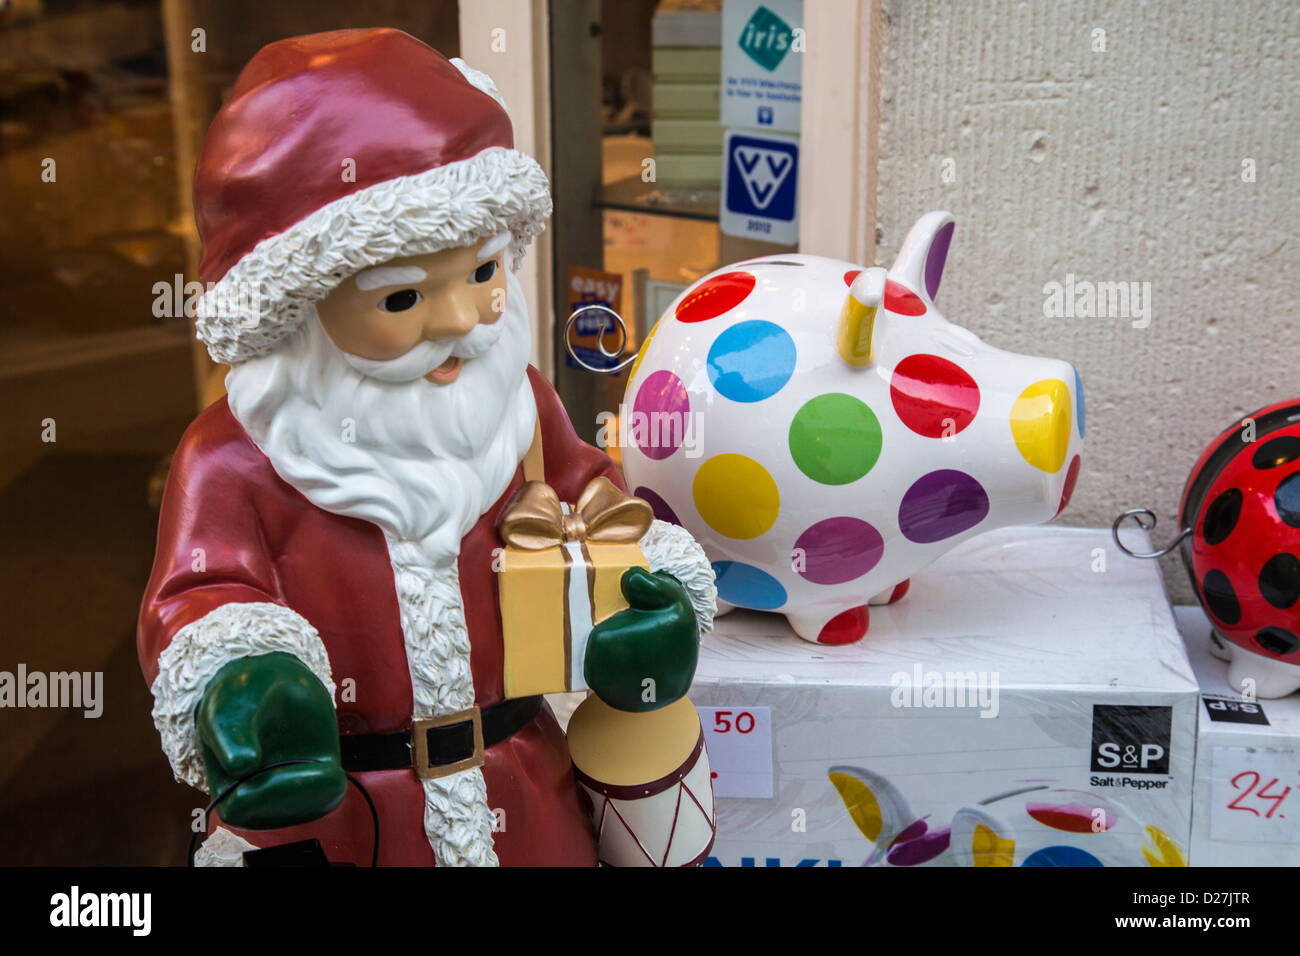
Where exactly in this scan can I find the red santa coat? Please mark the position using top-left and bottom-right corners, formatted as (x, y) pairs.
(139, 367), (617, 866)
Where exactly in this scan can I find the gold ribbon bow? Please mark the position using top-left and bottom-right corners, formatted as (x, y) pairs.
(498, 477), (653, 551)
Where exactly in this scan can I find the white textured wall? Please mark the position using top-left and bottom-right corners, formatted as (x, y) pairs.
(875, 0), (1299, 601)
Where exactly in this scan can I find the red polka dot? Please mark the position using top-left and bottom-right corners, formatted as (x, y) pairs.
(1054, 455), (1082, 518)
(675, 271), (756, 323)
(890, 353), (981, 438)
(884, 280), (926, 315)
(887, 579), (910, 604)
(817, 605), (869, 644)
(843, 269), (862, 286)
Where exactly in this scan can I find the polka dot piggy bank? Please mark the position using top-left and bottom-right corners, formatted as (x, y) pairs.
(622, 211), (1085, 645)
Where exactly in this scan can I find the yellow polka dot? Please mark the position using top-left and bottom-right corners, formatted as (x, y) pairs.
(828, 771), (885, 842)
(693, 454), (780, 539)
(971, 824), (1016, 867)
(1010, 379), (1072, 473)
(1142, 825), (1187, 867)
(628, 318), (661, 383)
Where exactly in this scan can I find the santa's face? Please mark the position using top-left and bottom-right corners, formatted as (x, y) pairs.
(313, 233), (510, 386)
(225, 250), (536, 564)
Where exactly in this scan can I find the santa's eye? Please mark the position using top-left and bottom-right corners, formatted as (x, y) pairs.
(378, 289), (421, 312)
(470, 260), (498, 284)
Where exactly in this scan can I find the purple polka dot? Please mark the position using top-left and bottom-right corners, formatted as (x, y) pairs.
(887, 825), (952, 867)
(898, 469), (990, 543)
(794, 517), (884, 585)
(633, 486), (681, 525)
(632, 370), (690, 460)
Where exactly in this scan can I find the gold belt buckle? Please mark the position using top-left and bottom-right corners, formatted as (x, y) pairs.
(411, 706), (484, 780)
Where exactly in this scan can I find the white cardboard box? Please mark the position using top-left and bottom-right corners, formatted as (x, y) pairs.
(690, 525), (1198, 867)
(1177, 604), (1300, 866)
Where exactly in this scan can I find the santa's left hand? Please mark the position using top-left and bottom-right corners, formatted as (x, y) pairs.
(583, 568), (698, 713)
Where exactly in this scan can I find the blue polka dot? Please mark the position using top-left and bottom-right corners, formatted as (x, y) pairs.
(713, 560), (787, 611)
(1021, 845), (1103, 867)
(1073, 365), (1086, 438)
(707, 320), (797, 403)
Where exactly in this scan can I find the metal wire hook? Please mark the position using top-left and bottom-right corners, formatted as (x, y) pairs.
(1111, 508), (1192, 559)
(564, 304), (635, 374)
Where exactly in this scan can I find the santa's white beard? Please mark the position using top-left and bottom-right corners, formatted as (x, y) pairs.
(225, 269), (538, 567)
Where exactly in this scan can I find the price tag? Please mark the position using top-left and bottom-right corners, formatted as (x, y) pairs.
(1210, 746), (1300, 844)
(697, 706), (773, 799)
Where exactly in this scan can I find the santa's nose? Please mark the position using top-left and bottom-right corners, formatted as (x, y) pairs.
(424, 290), (481, 340)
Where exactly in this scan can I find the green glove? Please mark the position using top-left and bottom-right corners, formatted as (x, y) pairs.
(196, 651), (345, 830)
(584, 568), (699, 713)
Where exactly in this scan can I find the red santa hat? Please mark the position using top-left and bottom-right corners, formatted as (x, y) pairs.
(193, 29), (551, 366)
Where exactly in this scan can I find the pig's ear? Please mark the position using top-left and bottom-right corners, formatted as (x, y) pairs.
(828, 765), (913, 847)
(890, 211), (956, 302)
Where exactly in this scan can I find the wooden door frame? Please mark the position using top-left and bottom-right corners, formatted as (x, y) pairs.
(458, 0), (557, 380)
(797, 0), (884, 265)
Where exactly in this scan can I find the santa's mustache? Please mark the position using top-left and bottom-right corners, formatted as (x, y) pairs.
(339, 316), (507, 384)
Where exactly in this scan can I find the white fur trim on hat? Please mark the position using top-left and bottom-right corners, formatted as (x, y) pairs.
(450, 57), (508, 110)
(639, 520), (718, 638)
(196, 145), (551, 366)
(150, 601), (336, 792)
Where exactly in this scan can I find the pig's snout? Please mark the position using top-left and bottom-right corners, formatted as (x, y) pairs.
(1008, 365), (1083, 517)
(1010, 377), (1074, 474)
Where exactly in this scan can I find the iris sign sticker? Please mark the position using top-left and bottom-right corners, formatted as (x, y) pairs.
(721, 0), (803, 131)
(720, 129), (799, 244)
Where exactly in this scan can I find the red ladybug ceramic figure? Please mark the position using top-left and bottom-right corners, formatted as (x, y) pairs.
(1116, 400), (1300, 697)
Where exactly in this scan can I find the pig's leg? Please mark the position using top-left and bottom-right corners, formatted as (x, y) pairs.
(1224, 643), (1300, 699)
(785, 605), (869, 645)
(715, 599), (736, 618)
(868, 579), (911, 606)
(1206, 628), (1233, 662)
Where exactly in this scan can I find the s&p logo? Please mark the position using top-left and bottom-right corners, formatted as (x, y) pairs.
(1090, 704), (1172, 775)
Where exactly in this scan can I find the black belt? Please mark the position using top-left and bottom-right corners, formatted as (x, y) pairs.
(340, 696), (543, 780)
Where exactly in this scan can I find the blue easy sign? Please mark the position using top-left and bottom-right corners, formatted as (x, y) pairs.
(720, 129), (799, 245)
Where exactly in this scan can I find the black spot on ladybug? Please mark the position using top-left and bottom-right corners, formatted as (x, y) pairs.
(1202, 488), (1243, 544)
(1259, 553), (1300, 609)
(1276, 472), (1300, 528)
(1253, 435), (1300, 470)
(1202, 569), (1241, 625)
(1255, 626), (1300, 657)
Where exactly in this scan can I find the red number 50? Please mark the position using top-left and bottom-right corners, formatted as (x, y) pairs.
(713, 710), (756, 734)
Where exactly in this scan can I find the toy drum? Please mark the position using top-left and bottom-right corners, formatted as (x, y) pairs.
(567, 695), (716, 867)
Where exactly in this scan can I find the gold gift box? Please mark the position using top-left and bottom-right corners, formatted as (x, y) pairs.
(497, 478), (652, 697)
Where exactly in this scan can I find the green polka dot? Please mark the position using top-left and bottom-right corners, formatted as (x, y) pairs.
(788, 393), (882, 485)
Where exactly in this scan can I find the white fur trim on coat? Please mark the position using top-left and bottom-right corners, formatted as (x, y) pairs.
(150, 601), (336, 792)
(193, 827), (258, 867)
(196, 145), (552, 366)
(639, 520), (718, 638)
(385, 537), (500, 867)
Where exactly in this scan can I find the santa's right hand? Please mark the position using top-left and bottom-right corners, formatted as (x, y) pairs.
(196, 652), (346, 830)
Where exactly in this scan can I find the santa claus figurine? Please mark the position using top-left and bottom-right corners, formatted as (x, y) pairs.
(138, 28), (715, 866)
